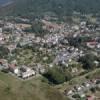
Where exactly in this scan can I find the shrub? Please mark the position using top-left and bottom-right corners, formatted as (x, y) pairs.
(43, 67), (66, 84)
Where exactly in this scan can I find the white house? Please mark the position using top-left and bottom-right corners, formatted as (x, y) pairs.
(21, 70), (35, 79)
(67, 90), (73, 95)
(97, 43), (100, 48)
(20, 66), (35, 79)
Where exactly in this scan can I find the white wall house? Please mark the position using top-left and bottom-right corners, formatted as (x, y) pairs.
(14, 68), (19, 75)
(21, 70), (35, 79)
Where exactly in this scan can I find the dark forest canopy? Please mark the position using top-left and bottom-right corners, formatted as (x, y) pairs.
(1, 0), (100, 17)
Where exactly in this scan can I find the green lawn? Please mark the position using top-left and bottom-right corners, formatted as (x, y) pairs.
(0, 72), (67, 100)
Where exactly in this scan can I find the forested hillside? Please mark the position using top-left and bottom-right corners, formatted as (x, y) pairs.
(11, 0), (100, 16)
(1, 0), (100, 17)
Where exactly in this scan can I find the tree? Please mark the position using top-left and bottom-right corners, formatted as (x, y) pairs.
(43, 67), (66, 84)
(31, 20), (48, 37)
(90, 87), (96, 93)
(79, 53), (96, 70)
(2, 0), (100, 18)
(0, 46), (10, 58)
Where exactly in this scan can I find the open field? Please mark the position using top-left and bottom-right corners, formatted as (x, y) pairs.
(0, 71), (67, 100)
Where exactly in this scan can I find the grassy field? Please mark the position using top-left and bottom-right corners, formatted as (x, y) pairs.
(0, 72), (67, 100)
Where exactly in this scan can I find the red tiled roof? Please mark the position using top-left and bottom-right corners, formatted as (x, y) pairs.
(87, 41), (97, 45)
(9, 64), (16, 69)
(87, 96), (94, 100)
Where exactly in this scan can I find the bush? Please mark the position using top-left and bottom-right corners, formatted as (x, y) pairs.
(64, 70), (73, 81)
(79, 53), (97, 70)
(1, 69), (9, 73)
(0, 46), (10, 58)
(90, 87), (96, 93)
(31, 21), (49, 37)
(43, 67), (66, 84)
(72, 94), (80, 98)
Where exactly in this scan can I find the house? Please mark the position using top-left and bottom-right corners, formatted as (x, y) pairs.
(80, 21), (87, 27)
(79, 93), (86, 98)
(9, 64), (19, 75)
(85, 83), (91, 88)
(20, 66), (35, 79)
(49, 64), (53, 68)
(4, 22), (14, 29)
(72, 25), (79, 31)
(87, 96), (94, 100)
(94, 61), (99, 67)
(86, 41), (97, 48)
(7, 44), (17, 52)
(74, 86), (82, 91)
(82, 81), (91, 88)
(71, 68), (78, 73)
(67, 90), (73, 95)
(39, 68), (46, 74)
(21, 70), (35, 79)
(97, 43), (100, 48)
(0, 34), (4, 42)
